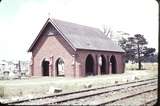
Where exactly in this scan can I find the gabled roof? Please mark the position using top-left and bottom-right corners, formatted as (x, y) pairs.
(28, 18), (124, 53)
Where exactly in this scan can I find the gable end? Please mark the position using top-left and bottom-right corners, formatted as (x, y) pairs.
(28, 18), (76, 52)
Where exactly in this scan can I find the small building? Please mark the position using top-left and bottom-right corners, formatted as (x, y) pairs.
(28, 18), (125, 78)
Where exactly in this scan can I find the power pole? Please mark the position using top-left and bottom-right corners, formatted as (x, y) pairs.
(18, 60), (21, 77)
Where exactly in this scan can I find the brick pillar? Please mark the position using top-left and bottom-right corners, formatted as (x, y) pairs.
(106, 56), (109, 74)
(31, 57), (34, 76)
(49, 56), (54, 76)
(97, 55), (101, 75)
(54, 58), (57, 77)
(98, 65), (101, 75)
(48, 57), (51, 76)
(72, 55), (76, 78)
(109, 62), (112, 74)
(49, 64), (51, 76)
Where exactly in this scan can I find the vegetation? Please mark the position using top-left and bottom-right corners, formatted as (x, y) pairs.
(101, 26), (157, 70)
(125, 63), (158, 71)
(118, 34), (156, 70)
(102, 25), (113, 38)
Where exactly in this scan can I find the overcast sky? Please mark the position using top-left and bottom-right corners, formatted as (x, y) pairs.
(0, 0), (158, 61)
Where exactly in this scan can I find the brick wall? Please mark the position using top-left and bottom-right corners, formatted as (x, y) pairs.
(75, 50), (125, 77)
(32, 24), (75, 77)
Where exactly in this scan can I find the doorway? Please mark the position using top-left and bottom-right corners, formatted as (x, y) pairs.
(85, 54), (94, 76)
(42, 59), (49, 76)
(110, 55), (117, 74)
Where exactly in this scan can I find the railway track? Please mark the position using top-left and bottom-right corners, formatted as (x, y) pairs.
(58, 80), (157, 105)
(104, 88), (157, 106)
(94, 85), (157, 106)
(5, 78), (157, 105)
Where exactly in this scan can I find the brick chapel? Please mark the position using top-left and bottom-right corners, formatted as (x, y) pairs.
(28, 18), (125, 77)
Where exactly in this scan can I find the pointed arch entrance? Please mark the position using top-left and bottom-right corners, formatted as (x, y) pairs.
(56, 58), (65, 76)
(100, 55), (106, 74)
(110, 55), (117, 74)
(85, 54), (94, 76)
(42, 59), (49, 76)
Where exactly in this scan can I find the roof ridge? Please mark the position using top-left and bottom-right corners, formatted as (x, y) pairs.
(51, 18), (102, 32)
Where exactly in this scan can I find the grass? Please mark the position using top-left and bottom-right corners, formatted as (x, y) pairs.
(0, 63), (157, 101)
(125, 62), (158, 71)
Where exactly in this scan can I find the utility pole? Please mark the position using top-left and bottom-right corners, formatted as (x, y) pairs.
(18, 60), (21, 77)
(137, 43), (141, 70)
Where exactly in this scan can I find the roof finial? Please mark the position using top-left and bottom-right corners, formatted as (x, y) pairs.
(48, 12), (51, 18)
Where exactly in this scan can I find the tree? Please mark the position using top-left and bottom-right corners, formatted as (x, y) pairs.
(118, 34), (156, 70)
(102, 25), (113, 38)
(116, 31), (130, 36)
(143, 48), (156, 62)
(143, 52), (157, 62)
(143, 48), (156, 57)
(134, 34), (148, 70)
(119, 37), (136, 63)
